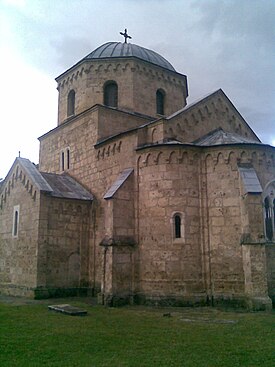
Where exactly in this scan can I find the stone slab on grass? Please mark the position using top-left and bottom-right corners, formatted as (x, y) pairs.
(48, 304), (87, 316)
(180, 317), (238, 324)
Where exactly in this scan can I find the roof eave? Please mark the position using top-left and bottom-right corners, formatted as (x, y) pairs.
(55, 56), (187, 83)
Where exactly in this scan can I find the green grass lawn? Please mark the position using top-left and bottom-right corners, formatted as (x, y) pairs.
(0, 299), (274, 367)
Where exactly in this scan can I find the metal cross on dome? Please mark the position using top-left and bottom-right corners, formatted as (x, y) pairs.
(120, 29), (132, 43)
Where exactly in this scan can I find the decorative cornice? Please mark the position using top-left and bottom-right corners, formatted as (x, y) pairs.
(57, 58), (187, 91)
(96, 141), (122, 160)
(136, 145), (275, 168)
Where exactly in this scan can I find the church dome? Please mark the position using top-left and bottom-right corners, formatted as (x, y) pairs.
(83, 42), (176, 72)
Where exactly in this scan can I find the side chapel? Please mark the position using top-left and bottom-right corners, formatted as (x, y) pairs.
(0, 32), (275, 309)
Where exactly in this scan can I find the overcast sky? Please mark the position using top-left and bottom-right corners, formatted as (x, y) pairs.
(0, 0), (274, 179)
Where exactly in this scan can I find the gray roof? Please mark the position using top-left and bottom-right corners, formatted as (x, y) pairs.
(16, 158), (53, 192)
(83, 42), (176, 72)
(238, 165), (263, 194)
(104, 168), (133, 199)
(40, 172), (93, 201)
(193, 128), (260, 147)
(1, 157), (93, 201)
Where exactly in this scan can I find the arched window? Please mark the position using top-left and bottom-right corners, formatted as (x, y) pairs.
(67, 90), (75, 116)
(174, 215), (181, 238)
(172, 212), (184, 241)
(156, 89), (165, 115)
(104, 81), (118, 107)
(12, 205), (19, 237)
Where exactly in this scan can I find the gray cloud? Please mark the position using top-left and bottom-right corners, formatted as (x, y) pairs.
(0, 0), (274, 178)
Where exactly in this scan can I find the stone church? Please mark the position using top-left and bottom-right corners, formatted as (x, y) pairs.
(0, 34), (274, 309)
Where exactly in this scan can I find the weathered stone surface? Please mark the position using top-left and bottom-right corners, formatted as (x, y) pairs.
(1, 40), (275, 310)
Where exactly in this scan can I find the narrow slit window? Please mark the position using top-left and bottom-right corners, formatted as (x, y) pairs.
(12, 205), (20, 237)
(14, 211), (18, 236)
(174, 214), (181, 238)
(61, 151), (65, 171)
(67, 148), (70, 170)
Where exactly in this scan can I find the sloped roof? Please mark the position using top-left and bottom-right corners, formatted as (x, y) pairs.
(56, 41), (183, 81)
(104, 168), (133, 199)
(238, 165), (263, 194)
(40, 172), (93, 200)
(84, 42), (176, 72)
(16, 158), (53, 193)
(0, 157), (93, 202)
(193, 128), (261, 147)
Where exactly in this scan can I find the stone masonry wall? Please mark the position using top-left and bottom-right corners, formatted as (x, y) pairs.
(112, 172), (135, 298)
(242, 147), (275, 304)
(56, 59), (187, 124)
(95, 137), (139, 299)
(0, 165), (40, 297)
(96, 106), (151, 142)
(204, 146), (275, 307)
(39, 107), (99, 174)
(164, 91), (259, 143)
(39, 106), (141, 293)
(204, 149), (245, 301)
(132, 61), (187, 117)
(38, 67), (275, 306)
(112, 172), (135, 240)
(35, 195), (92, 297)
(136, 146), (204, 304)
(102, 173), (136, 304)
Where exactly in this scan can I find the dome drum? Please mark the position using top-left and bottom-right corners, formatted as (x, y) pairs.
(56, 41), (188, 124)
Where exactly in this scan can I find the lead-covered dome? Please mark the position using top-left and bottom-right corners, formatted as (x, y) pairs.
(83, 42), (176, 72)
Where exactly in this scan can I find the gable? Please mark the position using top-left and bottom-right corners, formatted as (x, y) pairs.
(0, 157), (93, 211)
(0, 158), (45, 210)
(163, 89), (260, 144)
